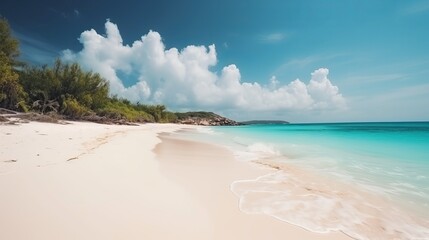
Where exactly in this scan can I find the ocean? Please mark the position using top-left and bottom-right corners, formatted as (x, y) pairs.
(185, 122), (429, 239)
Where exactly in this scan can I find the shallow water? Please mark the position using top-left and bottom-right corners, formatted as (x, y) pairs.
(184, 122), (429, 239)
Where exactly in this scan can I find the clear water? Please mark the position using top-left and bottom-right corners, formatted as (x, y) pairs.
(189, 122), (429, 239)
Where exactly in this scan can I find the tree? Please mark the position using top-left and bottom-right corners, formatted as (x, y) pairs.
(134, 104), (167, 122)
(20, 59), (110, 116)
(0, 18), (19, 66)
(53, 60), (109, 110)
(0, 18), (26, 111)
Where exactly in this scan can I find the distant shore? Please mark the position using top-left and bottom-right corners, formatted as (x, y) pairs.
(0, 120), (350, 240)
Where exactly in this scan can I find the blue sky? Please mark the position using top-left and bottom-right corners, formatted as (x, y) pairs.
(2, 0), (429, 122)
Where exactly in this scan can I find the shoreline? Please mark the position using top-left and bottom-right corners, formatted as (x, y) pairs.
(0, 120), (351, 239)
(186, 125), (429, 239)
(154, 130), (351, 239)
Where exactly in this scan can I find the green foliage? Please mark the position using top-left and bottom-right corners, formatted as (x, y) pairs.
(18, 65), (61, 106)
(97, 98), (154, 122)
(0, 18), (19, 65)
(161, 111), (178, 123)
(133, 103), (178, 123)
(19, 59), (109, 116)
(134, 104), (164, 122)
(18, 59), (175, 122)
(62, 97), (91, 119)
(0, 47), (27, 110)
(53, 60), (109, 110)
(0, 18), (27, 110)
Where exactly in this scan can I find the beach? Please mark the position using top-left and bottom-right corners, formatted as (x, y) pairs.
(0, 120), (351, 240)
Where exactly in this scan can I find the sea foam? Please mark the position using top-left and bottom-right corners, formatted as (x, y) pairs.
(233, 142), (280, 161)
(231, 161), (429, 240)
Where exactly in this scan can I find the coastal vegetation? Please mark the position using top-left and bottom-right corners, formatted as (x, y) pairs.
(0, 17), (237, 125)
(0, 18), (26, 111)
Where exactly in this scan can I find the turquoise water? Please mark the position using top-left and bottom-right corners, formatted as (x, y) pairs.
(217, 122), (429, 202)
(192, 122), (429, 239)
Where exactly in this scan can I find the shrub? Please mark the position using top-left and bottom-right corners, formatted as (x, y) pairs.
(62, 97), (91, 119)
(97, 100), (154, 122)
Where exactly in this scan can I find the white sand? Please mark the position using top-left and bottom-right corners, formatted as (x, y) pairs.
(0, 121), (351, 240)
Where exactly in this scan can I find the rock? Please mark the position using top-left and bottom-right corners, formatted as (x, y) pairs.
(175, 111), (241, 126)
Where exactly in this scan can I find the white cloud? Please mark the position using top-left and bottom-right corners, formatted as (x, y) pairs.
(308, 68), (346, 109)
(62, 20), (346, 112)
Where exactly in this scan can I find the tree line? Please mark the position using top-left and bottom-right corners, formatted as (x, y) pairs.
(0, 17), (177, 123)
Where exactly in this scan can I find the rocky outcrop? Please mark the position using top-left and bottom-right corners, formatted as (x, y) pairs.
(175, 112), (241, 126)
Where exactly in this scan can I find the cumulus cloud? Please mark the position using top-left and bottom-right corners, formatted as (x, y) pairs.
(62, 20), (346, 111)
